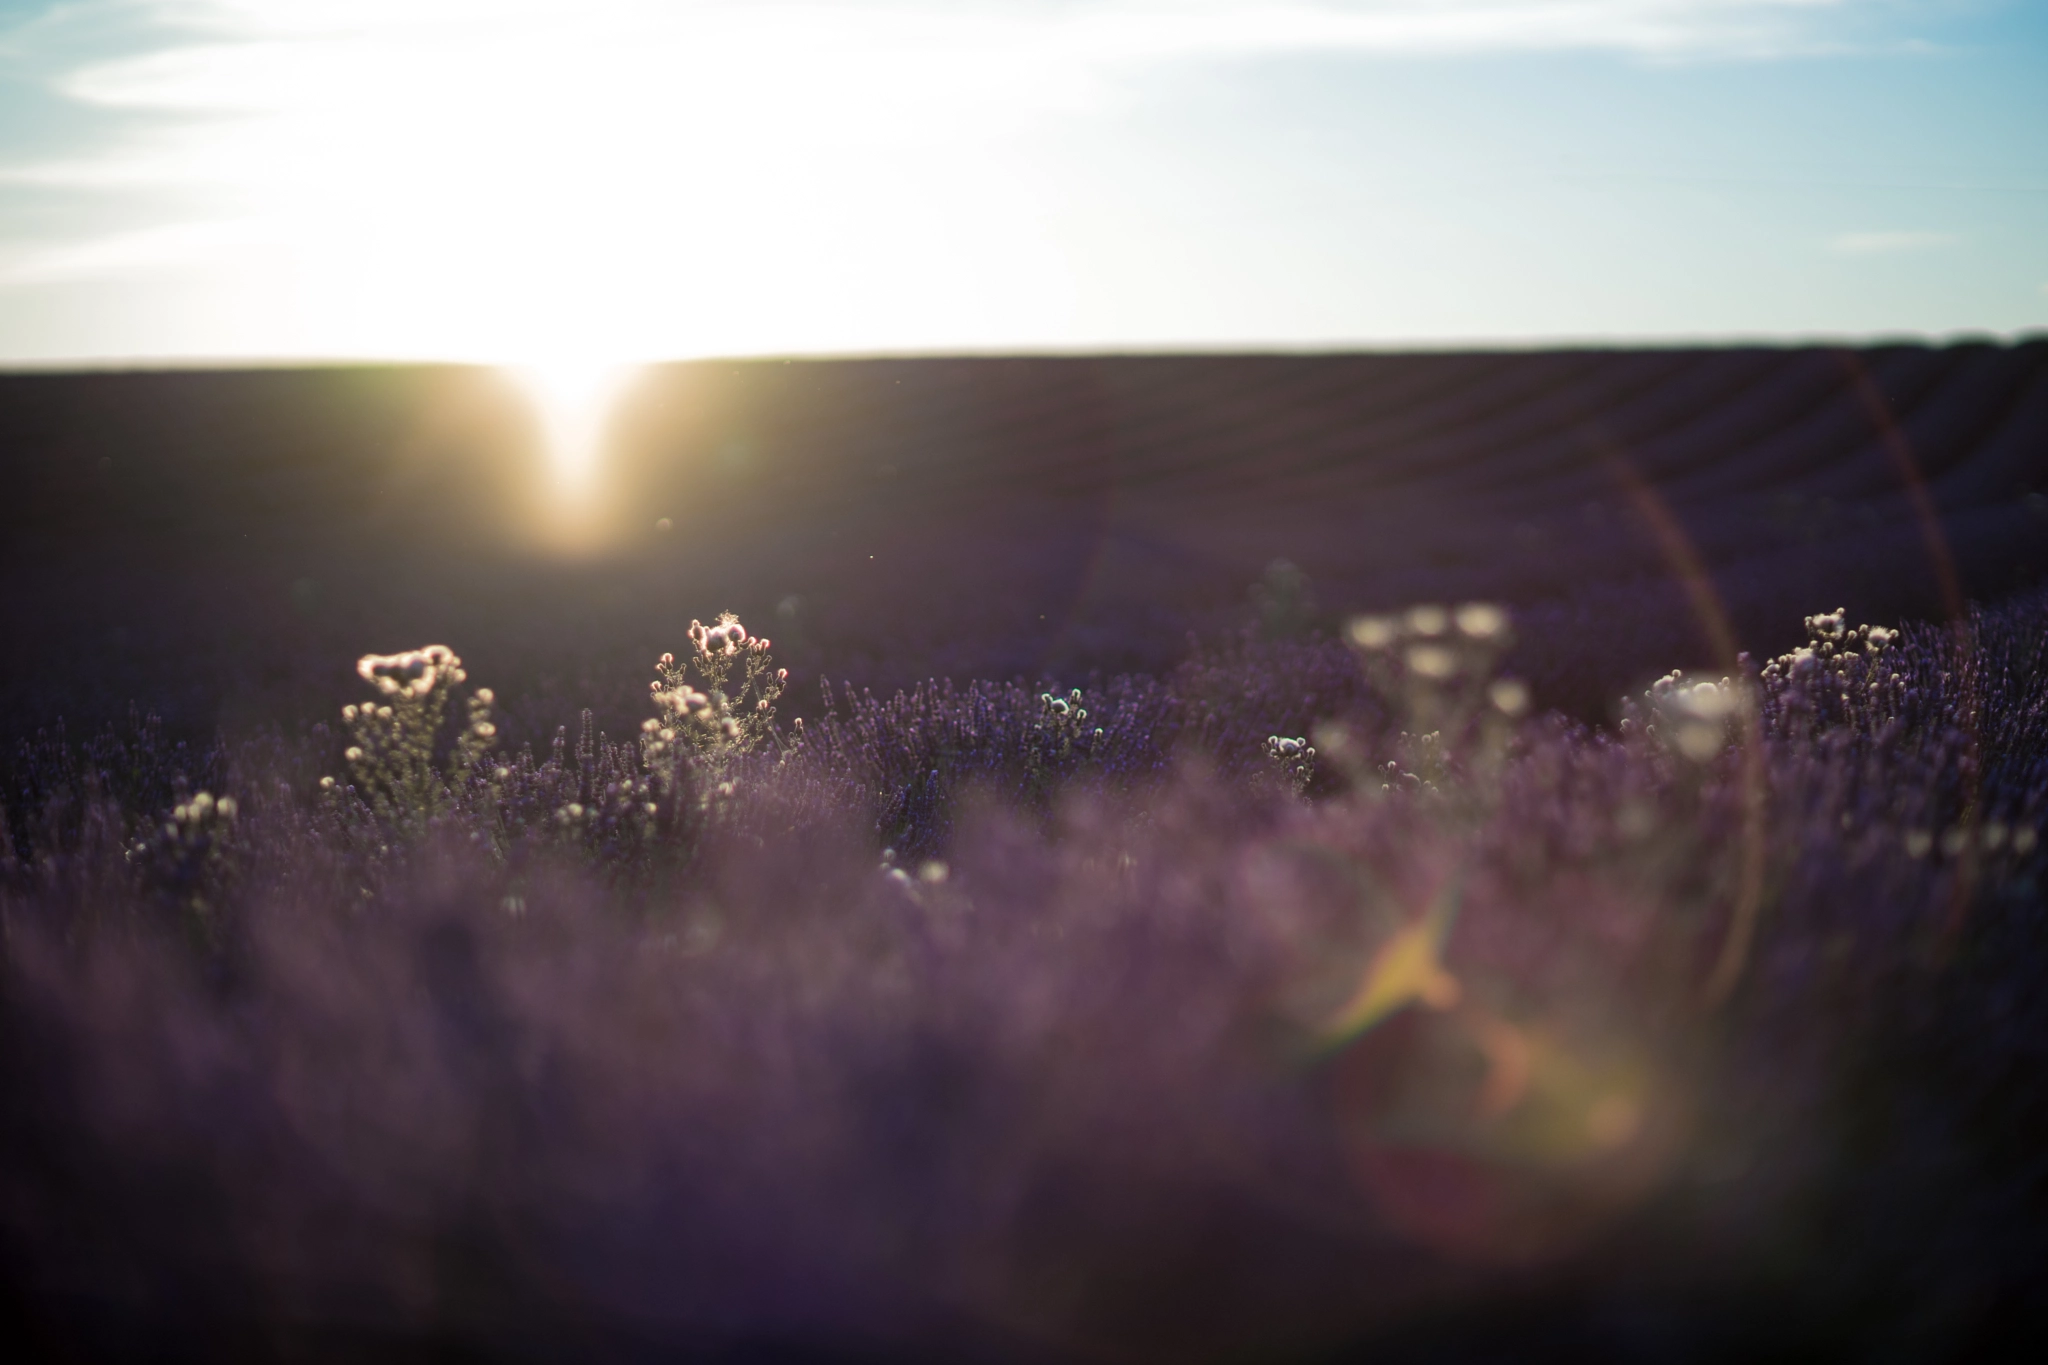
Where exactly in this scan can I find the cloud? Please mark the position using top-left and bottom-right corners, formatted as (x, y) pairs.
(1827, 230), (1959, 256)
(110, 2), (1900, 65)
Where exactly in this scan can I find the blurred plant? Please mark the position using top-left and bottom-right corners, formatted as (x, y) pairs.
(1265, 734), (1317, 794)
(1329, 602), (1524, 801)
(651, 613), (786, 765)
(128, 785), (238, 934)
(331, 645), (495, 834)
(1251, 557), (1316, 638)
(1034, 687), (1100, 772)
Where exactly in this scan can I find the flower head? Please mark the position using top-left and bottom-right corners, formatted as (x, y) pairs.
(357, 645), (462, 697)
(1454, 602), (1510, 642)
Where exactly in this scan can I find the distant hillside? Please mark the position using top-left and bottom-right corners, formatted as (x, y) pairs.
(4, 343), (2045, 749)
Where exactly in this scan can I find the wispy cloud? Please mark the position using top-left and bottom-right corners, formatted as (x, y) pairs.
(100, 1), (1906, 66)
(1827, 230), (1959, 256)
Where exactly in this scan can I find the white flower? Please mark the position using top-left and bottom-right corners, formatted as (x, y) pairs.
(656, 685), (710, 716)
(1805, 609), (1847, 642)
(1453, 602), (1509, 641)
(1488, 679), (1530, 715)
(1346, 615), (1398, 650)
(1674, 720), (1723, 762)
(356, 644), (461, 697)
(1405, 604), (1449, 637)
(1406, 644), (1457, 679)
(1671, 680), (1738, 721)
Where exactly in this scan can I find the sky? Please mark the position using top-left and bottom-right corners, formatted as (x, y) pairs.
(0, 0), (2044, 366)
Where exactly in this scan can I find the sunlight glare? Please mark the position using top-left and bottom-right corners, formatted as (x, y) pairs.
(515, 356), (636, 498)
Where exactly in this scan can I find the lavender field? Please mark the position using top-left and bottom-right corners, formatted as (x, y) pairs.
(4, 345), (2048, 1362)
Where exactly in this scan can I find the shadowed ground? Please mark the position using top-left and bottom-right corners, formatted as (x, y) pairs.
(4, 342), (2045, 750)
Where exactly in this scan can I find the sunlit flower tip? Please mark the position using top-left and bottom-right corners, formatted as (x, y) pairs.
(471, 721), (496, 739)
(719, 718), (740, 738)
(566, 803), (585, 818)
(1405, 643), (1457, 679)
(1454, 602), (1509, 640)
(318, 775), (335, 791)
(493, 766), (510, 781)
(344, 746), (364, 762)
(1983, 822), (2009, 850)
(475, 688), (494, 705)
(919, 860), (949, 883)
(658, 729), (675, 742)
(777, 668), (788, 681)
(642, 718), (660, 732)
(659, 653), (674, 667)
(650, 679), (663, 691)
(376, 706), (392, 720)
(1866, 626), (1896, 647)
(216, 797), (236, 820)
(1488, 678), (1531, 715)
(1405, 604), (1449, 637)
(1346, 615), (1398, 650)
(342, 704), (358, 721)
(1904, 829), (1933, 858)
(2016, 827), (2039, 855)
